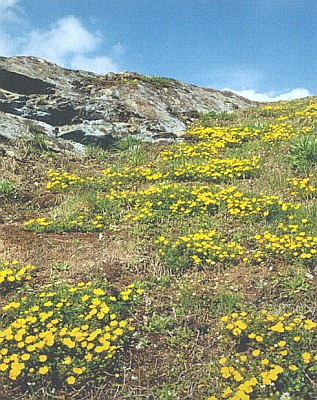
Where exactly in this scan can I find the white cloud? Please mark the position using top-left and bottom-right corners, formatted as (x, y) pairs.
(0, 6), (120, 75)
(0, 0), (19, 11)
(22, 16), (101, 66)
(0, 30), (16, 55)
(0, 0), (21, 24)
(70, 55), (119, 74)
(0, 0), (22, 56)
(224, 88), (311, 102)
(112, 43), (126, 56)
(206, 68), (312, 102)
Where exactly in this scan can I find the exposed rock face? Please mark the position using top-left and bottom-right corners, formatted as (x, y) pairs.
(0, 56), (255, 152)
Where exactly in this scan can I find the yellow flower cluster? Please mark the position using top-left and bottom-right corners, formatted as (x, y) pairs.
(156, 229), (244, 270)
(208, 310), (317, 399)
(46, 155), (261, 196)
(102, 165), (167, 185)
(260, 104), (286, 112)
(195, 125), (259, 143)
(170, 156), (261, 182)
(287, 175), (316, 198)
(103, 156), (260, 187)
(24, 217), (52, 229)
(0, 260), (34, 289)
(24, 215), (107, 233)
(161, 140), (219, 161)
(254, 222), (317, 264)
(0, 282), (143, 385)
(259, 123), (296, 144)
(164, 121), (301, 161)
(295, 101), (317, 120)
(125, 184), (237, 222)
(67, 215), (106, 231)
(47, 165), (169, 193)
(121, 182), (298, 223)
(26, 173), (302, 236)
(161, 125), (260, 162)
(46, 169), (86, 190)
(260, 99), (317, 121)
(225, 193), (299, 219)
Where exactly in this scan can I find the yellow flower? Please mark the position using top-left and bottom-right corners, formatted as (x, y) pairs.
(91, 298), (101, 306)
(221, 386), (232, 398)
(73, 367), (84, 374)
(221, 366), (232, 378)
(113, 328), (123, 336)
(219, 357), (227, 365)
(67, 376), (76, 385)
(236, 320), (247, 330)
(304, 319), (317, 330)
(270, 322), (284, 332)
(233, 371), (243, 382)
(62, 338), (75, 349)
(62, 356), (72, 365)
(85, 353), (93, 361)
(232, 327), (242, 336)
(0, 363), (8, 371)
(93, 288), (105, 296)
(39, 366), (49, 375)
(302, 352), (311, 364)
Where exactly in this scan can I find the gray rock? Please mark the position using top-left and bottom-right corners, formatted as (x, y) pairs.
(0, 56), (256, 153)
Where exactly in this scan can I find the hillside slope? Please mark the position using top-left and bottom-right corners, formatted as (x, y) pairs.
(0, 89), (316, 398)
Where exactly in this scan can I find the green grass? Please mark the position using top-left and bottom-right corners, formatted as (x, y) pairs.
(0, 179), (16, 196)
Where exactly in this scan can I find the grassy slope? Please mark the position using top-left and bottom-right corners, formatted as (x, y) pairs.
(0, 98), (317, 399)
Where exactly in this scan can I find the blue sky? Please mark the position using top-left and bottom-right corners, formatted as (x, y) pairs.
(0, 0), (316, 101)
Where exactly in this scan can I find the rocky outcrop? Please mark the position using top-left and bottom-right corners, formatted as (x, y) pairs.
(0, 56), (256, 152)
(0, 67), (55, 95)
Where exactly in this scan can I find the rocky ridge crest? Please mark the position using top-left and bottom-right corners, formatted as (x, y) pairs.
(0, 56), (255, 154)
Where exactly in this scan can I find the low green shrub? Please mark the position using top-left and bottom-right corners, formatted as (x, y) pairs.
(288, 134), (317, 172)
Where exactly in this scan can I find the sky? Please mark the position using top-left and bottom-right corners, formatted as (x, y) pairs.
(0, 0), (316, 101)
